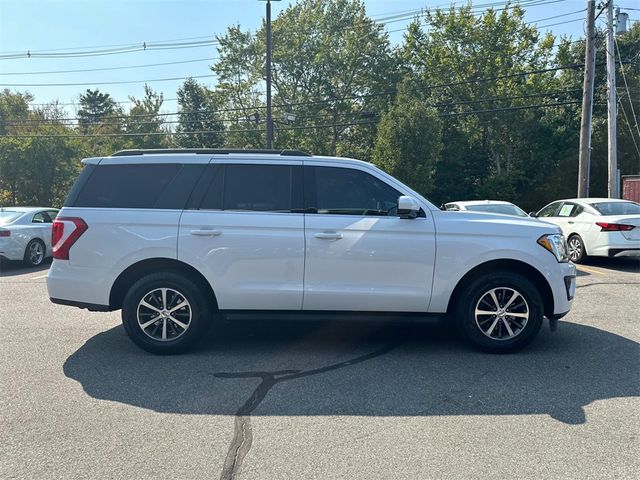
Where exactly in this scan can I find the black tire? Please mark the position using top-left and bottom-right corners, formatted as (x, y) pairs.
(122, 272), (213, 354)
(455, 271), (544, 353)
(23, 238), (46, 267)
(567, 234), (586, 263)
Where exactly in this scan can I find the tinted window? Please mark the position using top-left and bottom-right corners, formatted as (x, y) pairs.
(200, 164), (295, 213)
(47, 210), (59, 221)
(72, 164), (199, 209)
(537, 202), (562, 217)
(307, 166), (401, 216)
(590, 201), (640, 216)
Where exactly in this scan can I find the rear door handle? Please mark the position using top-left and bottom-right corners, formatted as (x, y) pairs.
(568, 221), (575, 224)
(190, 229), (222, 236)
(314, 232), (343, 240)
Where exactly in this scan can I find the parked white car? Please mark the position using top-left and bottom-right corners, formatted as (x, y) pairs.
(47, 149), (576, 354)
(533, 198), (640, 263)
(0, 207), (59, 266)
(443, 200), (528, 217)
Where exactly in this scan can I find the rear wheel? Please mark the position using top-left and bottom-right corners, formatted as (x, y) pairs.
(122, 272), (212, 354)
(567, 235), (586, 263)
(23, 239), (45, 267)
(455, 272), (544, 353)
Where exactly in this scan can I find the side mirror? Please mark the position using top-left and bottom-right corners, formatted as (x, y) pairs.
(398, 195), (420, 219)
(529, 211), (538, 218)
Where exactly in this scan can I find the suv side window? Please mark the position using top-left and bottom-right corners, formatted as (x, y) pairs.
(537, 202), (562, 217)
(305, 166), (401, 216)
(72, 164), (201, 209)
(199, 164), (301, 213)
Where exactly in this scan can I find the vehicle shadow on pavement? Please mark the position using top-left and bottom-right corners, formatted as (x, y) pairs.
(580, 257), (640, 274)
(63, 319), (639, 427)
(0, 258), (51, 277)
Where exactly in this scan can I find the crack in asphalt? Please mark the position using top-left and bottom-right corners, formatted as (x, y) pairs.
(576, 282), (640, 289)
(214, 337), (404, 480)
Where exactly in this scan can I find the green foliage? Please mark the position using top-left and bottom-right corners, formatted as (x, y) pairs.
(372, 92), (442, 196)
(0, 2), (638, 210)
(176, 78), (224, 148)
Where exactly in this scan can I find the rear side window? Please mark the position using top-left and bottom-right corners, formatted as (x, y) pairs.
(199, 164), (301, 213)
(71, 164), (202, 209)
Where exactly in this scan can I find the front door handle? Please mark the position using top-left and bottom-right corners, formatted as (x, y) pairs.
(568, 221), (575, 224)
(190, 229), (222, 236)
(314, 232), (343, 240)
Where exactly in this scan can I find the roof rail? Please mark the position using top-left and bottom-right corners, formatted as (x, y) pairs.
(111, 148), (312, 157)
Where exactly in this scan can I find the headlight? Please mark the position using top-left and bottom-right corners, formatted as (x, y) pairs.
(537, 234), (569, 262)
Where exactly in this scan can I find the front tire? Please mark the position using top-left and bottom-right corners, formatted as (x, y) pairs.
(23, 239), (45, 267)
(455, 272), (544, 353)
(567, 234), (586, 263)
(122, 272), (212, 354)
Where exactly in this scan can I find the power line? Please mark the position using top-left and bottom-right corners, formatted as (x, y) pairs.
(1, 100), (588, 139)
(7, 89), (583, 126)
(614, 36), (640, 140)
(0, 74), (217, 87)
(618, 97), (640, 161)
(0, 57), (217, 76)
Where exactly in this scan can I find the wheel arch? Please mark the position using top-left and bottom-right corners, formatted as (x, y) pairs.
(446, 259), (555, 317)
(109, 258), (218, 311)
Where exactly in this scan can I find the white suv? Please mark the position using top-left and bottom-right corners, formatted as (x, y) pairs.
(47, 149), (576, 354)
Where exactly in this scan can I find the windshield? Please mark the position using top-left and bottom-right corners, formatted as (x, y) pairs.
(590, 201), (640, 216)
(0, 211), (22, 225)
(465, 204), (528, 217)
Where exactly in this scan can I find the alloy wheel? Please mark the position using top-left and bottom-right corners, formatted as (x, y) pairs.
(568, 237), (582, 262)
(29, 241), (44, 265)
(136, 288), (192, 341)
(474, 287), (529, 341)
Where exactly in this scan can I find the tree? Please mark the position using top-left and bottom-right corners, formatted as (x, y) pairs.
(372, 91), (442, 196)
(125, 84), (168, 149)
(401, 3), (559, 206)
(213, 0), (398, 155)
(176, 78), (224, 148)
(77, 89), (118, 130)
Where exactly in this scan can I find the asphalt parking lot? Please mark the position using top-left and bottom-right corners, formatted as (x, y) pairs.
(1, 258), (639, 480)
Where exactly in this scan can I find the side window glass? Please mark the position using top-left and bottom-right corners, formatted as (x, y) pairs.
(222, 164), (292, 213)
(538, 202), (562, 217)
(32, 212), (46, 223)
(558, 203), (576, 217)
(47, 210), (59, 221)
(307, 166), (401, 216)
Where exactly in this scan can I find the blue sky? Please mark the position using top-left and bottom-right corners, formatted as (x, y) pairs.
(0, 0), (636, 115)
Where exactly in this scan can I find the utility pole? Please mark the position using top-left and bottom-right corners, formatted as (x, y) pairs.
(606, 1), (618, 198)
(261, 0), (280, 149)
(578, 0), (597, 198)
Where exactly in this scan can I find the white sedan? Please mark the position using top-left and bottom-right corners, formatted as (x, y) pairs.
(0, 207), (59, 267)
(443, 200), (529, 217)
(533, 198), (640, 263)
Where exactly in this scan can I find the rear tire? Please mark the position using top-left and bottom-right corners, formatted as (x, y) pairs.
(455, 271), (544, 353)
(122, 272), (212, 354)
(567, 234), (586, 263)
(23, 239), (45, 267)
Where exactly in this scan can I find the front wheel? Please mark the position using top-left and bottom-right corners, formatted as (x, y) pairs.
(567, 235), (586, 263)
(122, 272), (212, 354)
(455, 272), (544, 353)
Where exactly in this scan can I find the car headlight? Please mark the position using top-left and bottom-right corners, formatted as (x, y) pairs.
(537, 234), (569, 262)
